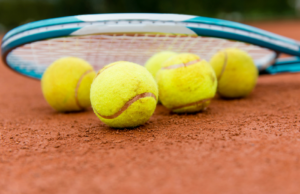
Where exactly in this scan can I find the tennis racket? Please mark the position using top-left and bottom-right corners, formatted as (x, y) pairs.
(1, 13), (300, 79)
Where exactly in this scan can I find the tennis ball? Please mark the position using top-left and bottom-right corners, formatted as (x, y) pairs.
(156, 53), (217, 113)
(90, 61), (158, 128)
(210, 48), (258, 98)
(41, 56), (96, 112)
(145, 51), (177, 78)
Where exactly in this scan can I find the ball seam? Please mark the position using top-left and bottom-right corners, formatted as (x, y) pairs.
(171, 98), (211, 111)
(217, 51), (228, 81)
(161, 59), (201, 70)
(75, 69), (93, 109)
(93, 92), (157, 119)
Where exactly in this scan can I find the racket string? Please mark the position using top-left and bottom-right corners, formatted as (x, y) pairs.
(8, 33), (274, 75)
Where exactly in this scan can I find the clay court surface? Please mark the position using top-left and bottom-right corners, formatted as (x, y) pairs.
(1, 20), (300, 194)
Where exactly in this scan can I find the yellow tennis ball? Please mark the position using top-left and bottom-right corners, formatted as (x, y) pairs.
(41, 56), (96, 112)
(210, 48), (258, 98)
(90, 61), (158, 128)
(145, 51), (177, 78)
(156, 53), (217, 113)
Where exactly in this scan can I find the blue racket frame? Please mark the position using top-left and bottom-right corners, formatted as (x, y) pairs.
(1, 13), (300, 78)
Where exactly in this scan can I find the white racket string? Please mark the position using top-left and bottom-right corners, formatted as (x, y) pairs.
(7, 33), (275, 75)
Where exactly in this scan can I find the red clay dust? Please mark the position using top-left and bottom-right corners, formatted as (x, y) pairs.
(1, 20), (300, 194)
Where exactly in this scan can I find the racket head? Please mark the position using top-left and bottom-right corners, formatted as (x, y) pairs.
(1, 13), (300, 79)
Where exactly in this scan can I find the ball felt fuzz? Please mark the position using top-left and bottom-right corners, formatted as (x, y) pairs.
(41, 57), (96, 112)
(90, 61), (158, 128)
(156, 53), (217, 113)
(210, 48), (258, 98)
(145, 51), (177, 79)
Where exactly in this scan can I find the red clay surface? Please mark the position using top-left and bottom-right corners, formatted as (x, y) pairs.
(1, 20), (300, 194)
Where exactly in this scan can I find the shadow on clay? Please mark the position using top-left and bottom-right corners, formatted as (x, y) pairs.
(44, 106), (94, 115)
